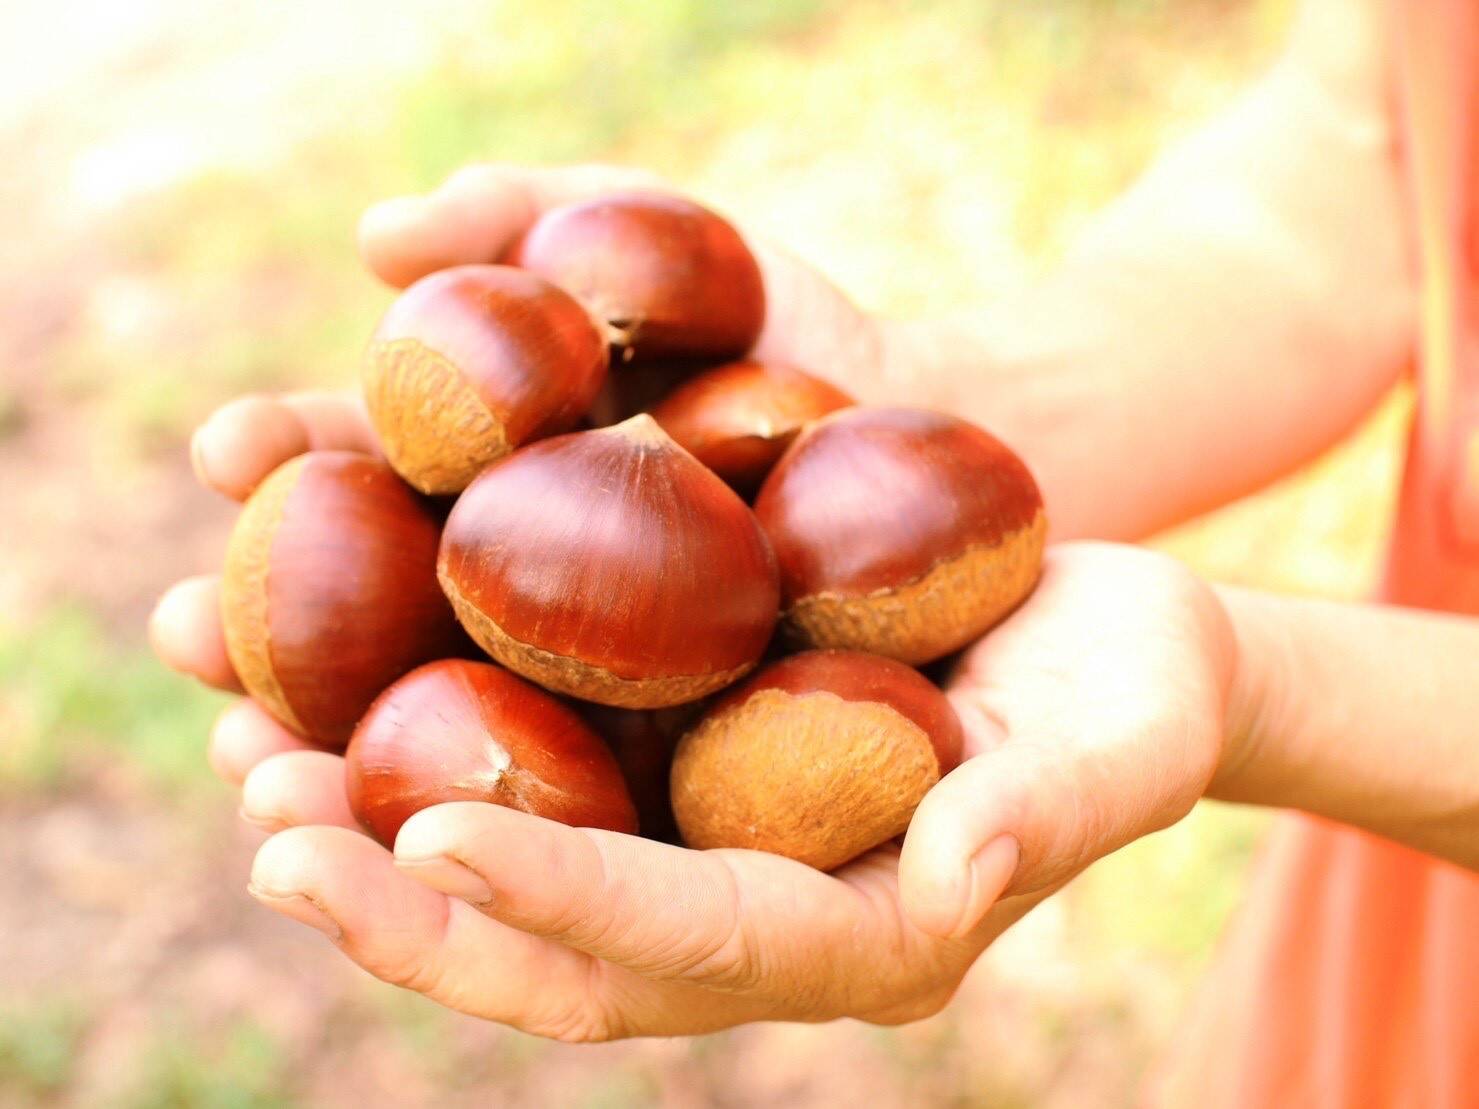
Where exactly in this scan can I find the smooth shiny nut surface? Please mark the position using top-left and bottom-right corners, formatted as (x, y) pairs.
(364, 264), (608, 494)
(221, 451), (465, 749)
(506, 192), (764, 364)
(347, 659), (638, 847)
(438, 414), (780, 707)
(755, 407), (1046, 664)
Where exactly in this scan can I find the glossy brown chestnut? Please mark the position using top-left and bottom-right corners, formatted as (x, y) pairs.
(505, 192), (765, 364)
(220, 451), (465, 749)
(438, 414), (780, 708)
(582, 360), (698, 428)
(576, 702), (704, 844)
(649, 359), (854, 492)
(754, 407), (1046, 665)
(346, 659), (638, 847)
(670, 650), (963, 871)
(363, 264), (608, 495)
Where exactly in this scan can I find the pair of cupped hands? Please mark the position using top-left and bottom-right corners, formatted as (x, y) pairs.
(151, 165), (1239, 1041)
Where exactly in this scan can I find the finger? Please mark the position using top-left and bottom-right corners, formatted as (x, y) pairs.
(359, 163), (666, 288)
(240, 750), (358, 833)
(900, 544), (1230, 938)
(208, 699), (315, 787)
(149, 575), (242, 693)
(898, 718), (1163, 939)
(191, 392), (374, 501)
(747, 239), (885, 383)
(249, 825), (755, 1040)
(392, 801), (850, 992)
(280, 392), (379, 455)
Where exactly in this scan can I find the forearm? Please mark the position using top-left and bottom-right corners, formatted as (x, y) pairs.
(1210, 587), (1479, 869)
(878, 0), (1413, 541)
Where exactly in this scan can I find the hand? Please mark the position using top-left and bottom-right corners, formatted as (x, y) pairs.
(160, 542), (1236, 1040)
(149, 163), (1239, 1037)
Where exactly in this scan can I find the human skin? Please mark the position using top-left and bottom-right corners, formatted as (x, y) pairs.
(148, 0), (1479, 1038)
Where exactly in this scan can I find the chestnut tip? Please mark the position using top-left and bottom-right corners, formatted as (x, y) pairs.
(437, 415), (780, 708)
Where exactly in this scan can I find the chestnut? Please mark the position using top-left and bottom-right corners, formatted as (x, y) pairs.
(649, 359), (854, 493)
(346, 659), (638, 847)
(754, 407), (1046, 665)
(438, 414), (780, 708)
(576, 703), (703, 844)
(220, 451), (465, 749)
(669, 650), (963, 871)
(363, 264), (608, 495)
(582, 360), (698, 428)
(505, 192), (764, 364)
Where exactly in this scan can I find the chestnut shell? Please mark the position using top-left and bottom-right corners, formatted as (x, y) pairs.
(220, 451), (465, 749)
(575, 702), (701, 844)
(363, 264), (608, 494)
(506, 192), (765, 364)
(648, 359), (854, 493)
(438, 415), (780, 708)
(670, 650), (963, 871)
(346, 659), (638, 847)
(754, 407), (1046, 664)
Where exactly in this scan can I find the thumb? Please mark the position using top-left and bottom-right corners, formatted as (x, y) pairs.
(898, 703), (1138, 939)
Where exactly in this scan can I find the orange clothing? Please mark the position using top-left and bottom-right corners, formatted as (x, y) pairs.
(1153, 2), (1479, 1105)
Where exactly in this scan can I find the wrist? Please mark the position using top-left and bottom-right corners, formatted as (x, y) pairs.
(1205, 585), (1293, 805)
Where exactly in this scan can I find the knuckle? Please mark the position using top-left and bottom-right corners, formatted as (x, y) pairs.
(533, 1007), (616, 1044)
(994, 742), (1110, 894)
(682, 926), (760, 992)
(373, 944), (448, 997)
(669, 859), (763, 992)
(528, 973), (625, 1044)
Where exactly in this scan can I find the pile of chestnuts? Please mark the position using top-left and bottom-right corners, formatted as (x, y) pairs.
(218, 192), (1046, 872)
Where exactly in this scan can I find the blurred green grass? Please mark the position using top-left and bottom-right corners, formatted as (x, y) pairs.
(0, 605), (227, 793)
(116, 1016), (291, 1109)
(0, 1000), (86, 1102)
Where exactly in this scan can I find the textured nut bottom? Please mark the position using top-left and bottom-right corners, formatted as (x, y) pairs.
(786, 509), (1047, 664)
(220, 456), (306, 735)
(364, 338), (508, 494)
(440, 571), (755, 708)
(671, 689), (940, 871)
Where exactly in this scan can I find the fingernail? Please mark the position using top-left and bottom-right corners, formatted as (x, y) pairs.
(237, 805), (288, 834)
(247, 884), (342, 940)
(946, 834), (1020, 939)
(189, 427), (211, 483)
(394, 855), (494, 905)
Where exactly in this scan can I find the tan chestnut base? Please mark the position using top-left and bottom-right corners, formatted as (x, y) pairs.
(785, 510), (1047, 665)
(440, 572), (755, 708)
(221, 456), (307, 734)
(364, 338), (508, 494)
(670, 689), (941, 871)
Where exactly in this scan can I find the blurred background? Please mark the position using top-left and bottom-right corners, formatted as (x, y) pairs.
(0, 0), (1409, 1104)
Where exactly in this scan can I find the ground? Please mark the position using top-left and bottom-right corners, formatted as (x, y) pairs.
(0, 1), (1407, 1104)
